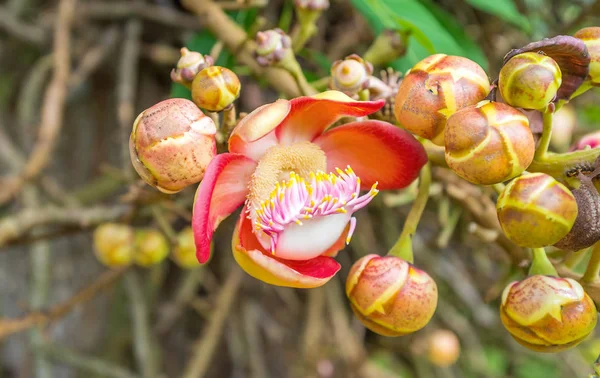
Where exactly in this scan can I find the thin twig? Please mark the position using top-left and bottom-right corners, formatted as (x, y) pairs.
(40, 344), (142, 378)
(181, 268), (243, 378)
(118, 17), (143, 178)
(0, 5), (47, 45)
(125, 270), (160, 378)
(301, 287), (325, 360)
(0, 268), (127, 340)
(0, 0), (77, 204)
(25, 186), (53, 378)
(0, 204), (131, 248)
(79, 2), (202, 30)
(155, 269), (205, 334)
(69, 26), (121, 90)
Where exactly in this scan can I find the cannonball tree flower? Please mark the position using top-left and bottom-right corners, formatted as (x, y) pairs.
(193, 91), (427, 288)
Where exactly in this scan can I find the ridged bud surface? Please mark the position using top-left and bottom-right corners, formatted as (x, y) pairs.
(346, 255), (437, 337)
(497, 173), (577, 248)
(445, 101), (534, 185)
(500, 275), (597, 352)
(191, 66), (241, 112)
(130, 99), (217, 193)
(499, 52), (562, 111)
(394, 54), (490, 145)
(574, 27), (600, 86)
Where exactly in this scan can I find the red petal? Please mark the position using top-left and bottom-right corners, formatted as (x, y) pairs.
(193, 153), (257, 263)
(314, 120), (428, 190)
(276, 91), (385, 145)
(232, 210), (340, 288)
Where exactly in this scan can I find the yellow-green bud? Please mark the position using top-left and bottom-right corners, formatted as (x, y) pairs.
(93, 223), (135, 267)
(134, 229), (170, 267)
(574, 27), (600, 87)
(497, 173), (578, 248)
(191, 66), (241, 112)
(499, 52), (562, 111)
(172, 227), (201, 269)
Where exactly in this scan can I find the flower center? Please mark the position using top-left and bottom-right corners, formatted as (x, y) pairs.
(251, 166), (379, 259)
(248, 141), (327, 207)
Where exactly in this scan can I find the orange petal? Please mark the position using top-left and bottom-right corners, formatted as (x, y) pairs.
(232, 210), (340, 288)
(314, 120), (427, 190)
(192, 153), (257, 263)
(276, 91), (385, 145)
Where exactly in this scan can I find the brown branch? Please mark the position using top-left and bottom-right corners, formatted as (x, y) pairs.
(181, 268), (243, 378)
(0, 0), (77, 204)
(0, 267), (127, 340)
(0, 204), (131, 248)
(181, 0), (306, 98)
(79, 2), (202, 30)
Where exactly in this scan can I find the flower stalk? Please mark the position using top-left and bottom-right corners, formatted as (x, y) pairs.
(529, 248), (558, 277)
(534, 111), (554, 161)
(388, 162), (431, 263)
(582, 242), (600, 283)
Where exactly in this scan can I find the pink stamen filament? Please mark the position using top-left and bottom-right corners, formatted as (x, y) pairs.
(251, 166), (379, 254)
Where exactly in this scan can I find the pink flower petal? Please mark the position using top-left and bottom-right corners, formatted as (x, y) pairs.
(232, 210), (341, 288)
(276, 91), (385, 145)
(314, 120), (427, 190)
(193, 153), (257, 263)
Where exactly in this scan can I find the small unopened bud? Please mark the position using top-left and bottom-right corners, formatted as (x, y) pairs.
(497, 173), (578, 248)
(134, 229), (170, 267)
(445, 101), (534, 185)
(395, 54), (490, 146)
(329, 54), (373, 97)
(364, 29), (409, 66)
(130, 98), (217, 193)
(329, 54), (373, 96)
(427, 330), (460, 367)
(170, 47), (214, 89)
(574, 27), (600, 87)
(346, 255), (438, 337)
(255, 29), (292, 66)
(501, 275), (597, 352)
(93, 223), (135, 267)
(191, 66), (241, 112)
(172, 227), (202, 268)
(499, 52), (562, 111)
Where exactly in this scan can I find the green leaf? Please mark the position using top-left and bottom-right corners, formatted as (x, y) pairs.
(351, 0), (485, 70)
(420, 0), (488, 70)
(465, 0), (531, 32)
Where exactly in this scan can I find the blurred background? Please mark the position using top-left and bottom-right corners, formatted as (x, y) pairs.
(1, 0), (600, 377)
